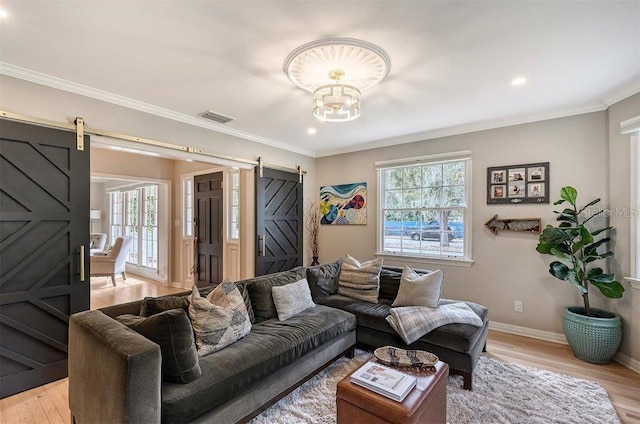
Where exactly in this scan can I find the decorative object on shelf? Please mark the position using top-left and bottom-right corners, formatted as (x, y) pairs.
(319, 182), (367, 225)
(536, 186), (624, 364)
(487, 162), (549, 204)
(304, 200), (320, 264)
(484, 215), (541, 235)
(374, 346), (438, 368)
(283, 38), (391, 122)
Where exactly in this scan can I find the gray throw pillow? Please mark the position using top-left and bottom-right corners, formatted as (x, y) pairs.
(272, 278), (316, 321)
(188, 280), (252, 357)
(392, 265), (443, 308)
(117, 309), (201, 384)
(139, 296), (189, 317)
(244, 267), (307, 321)
(306, 260), (342, 302)
(337, 255), (383, 304)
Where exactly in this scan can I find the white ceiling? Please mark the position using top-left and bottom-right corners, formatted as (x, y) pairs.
(0, 1), (638, 157)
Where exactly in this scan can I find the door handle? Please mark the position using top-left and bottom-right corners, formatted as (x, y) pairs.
(79, 245), (85, 282)
(262, 234), (266, 257)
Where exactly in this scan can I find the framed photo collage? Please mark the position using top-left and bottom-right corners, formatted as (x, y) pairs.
(487, 162), (549, 204)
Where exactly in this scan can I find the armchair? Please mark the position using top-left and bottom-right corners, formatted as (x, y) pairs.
(89, 233), (107, 255)
(90, 236), (133, 286)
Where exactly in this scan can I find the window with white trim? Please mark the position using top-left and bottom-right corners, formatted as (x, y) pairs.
(377, 153), (471, 262)
(229, 170), (240, 240)
(620, 116), (640, 288)
(109, 184), (159, 271)
(183, 177), (193, 238)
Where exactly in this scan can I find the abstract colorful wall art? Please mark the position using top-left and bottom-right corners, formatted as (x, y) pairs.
(319, 182), (367, 225)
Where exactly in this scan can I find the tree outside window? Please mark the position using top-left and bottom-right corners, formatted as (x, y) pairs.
(380, 158), (469, 259)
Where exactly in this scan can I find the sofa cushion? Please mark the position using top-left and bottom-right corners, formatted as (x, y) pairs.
(272, 278), (315, 321)
(160, 305), (356, 423)
(306, 260), (342, 302)
(244, 267), (307, 322)
(337, 255), (382, 303)
(188, 282), (252, 356)
(320, 294), (488, 353)
(116, 309), (201, 384)
(139, 296), (189, 317)
(392, 266), (443, 308)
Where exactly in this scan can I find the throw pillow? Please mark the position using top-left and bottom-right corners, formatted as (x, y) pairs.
(188, 280), (252, 357)
(392, 265), (443, 308)
(271, 278), (316, 321)
(140, 296), (189, 317)
(337, 255), (383, 304)
(306, 259), (342, 302)
(116, 309), (201, 384)
(245, 267), (307, 322)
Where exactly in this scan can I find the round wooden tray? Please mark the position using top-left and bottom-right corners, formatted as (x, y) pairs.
(374, 346), (438, 368)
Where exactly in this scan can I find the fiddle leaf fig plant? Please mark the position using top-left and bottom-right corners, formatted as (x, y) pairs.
(536, 186), (624, 316)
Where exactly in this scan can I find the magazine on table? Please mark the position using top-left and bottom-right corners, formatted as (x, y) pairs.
(350, 361), (417, 402)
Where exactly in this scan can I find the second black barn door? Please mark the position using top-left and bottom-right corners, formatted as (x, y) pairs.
(255, 167), (303, 276)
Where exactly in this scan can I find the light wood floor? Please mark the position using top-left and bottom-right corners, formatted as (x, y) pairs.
(1, 279), (638, 423)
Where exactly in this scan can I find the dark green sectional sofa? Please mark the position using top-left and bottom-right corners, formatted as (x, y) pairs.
(68, 262), (488, 423)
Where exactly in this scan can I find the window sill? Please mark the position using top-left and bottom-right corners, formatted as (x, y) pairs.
(624, 277), (640, 290)
(374, 252), (474, 268)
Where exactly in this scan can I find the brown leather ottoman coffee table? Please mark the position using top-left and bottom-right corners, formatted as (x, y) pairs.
(337, 356), (448, 424)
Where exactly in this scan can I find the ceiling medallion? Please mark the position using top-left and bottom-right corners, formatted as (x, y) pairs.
(284, 38), (391, 122)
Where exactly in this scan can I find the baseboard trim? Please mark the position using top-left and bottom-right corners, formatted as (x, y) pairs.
(490, 321), (568, 344)
(169, 281), (184, 289)
(490, 321), (639, 374)
(614, 352), (640, 374)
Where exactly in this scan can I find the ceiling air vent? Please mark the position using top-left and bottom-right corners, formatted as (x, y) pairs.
(199, 110), (235, 124)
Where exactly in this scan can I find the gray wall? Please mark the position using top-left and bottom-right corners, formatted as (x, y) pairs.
(317, 111), (623, 346)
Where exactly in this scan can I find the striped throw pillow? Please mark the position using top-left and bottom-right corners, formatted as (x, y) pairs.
(337, 255), (383, 303)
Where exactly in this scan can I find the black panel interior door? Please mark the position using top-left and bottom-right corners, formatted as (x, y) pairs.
(0, 119), (90, 398)
(194, 172), (223, 287)
(255, 167), (303, 276)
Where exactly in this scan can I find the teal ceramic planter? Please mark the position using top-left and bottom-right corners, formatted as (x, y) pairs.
(563, 306), (622, 364)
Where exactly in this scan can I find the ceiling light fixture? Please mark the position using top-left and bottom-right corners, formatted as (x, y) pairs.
(0, 8), (8, 18)
(307, 127), (317, 135)
(511, 77), (527, 86)
(284, 38), (391, 123)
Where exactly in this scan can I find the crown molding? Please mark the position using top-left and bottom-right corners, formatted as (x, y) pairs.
(0, 62), (316, 158)
(602, 82), (640, 107)
(316, 103), (608, 157)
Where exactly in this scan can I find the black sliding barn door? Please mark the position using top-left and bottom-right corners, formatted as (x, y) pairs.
(0, 119), (90, 398)
(255, 167), (303, 276)
(194, 172), (223, 287)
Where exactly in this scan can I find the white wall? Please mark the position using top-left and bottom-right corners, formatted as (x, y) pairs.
(607, 93), (640, 364)
(317, 112), (611, 339)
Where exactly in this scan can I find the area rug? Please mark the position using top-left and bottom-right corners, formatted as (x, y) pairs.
(251, 350), (620, 424)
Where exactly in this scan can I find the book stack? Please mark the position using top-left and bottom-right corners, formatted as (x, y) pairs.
(350, 361), (417, 402)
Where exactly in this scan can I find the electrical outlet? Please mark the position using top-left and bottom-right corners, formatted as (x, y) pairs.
(515, 301), (523, 313)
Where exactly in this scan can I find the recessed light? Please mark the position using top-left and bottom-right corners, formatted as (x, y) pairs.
(0, 8), (8, 18)
(307, 128), (317, 135)
(511, 77), (527, 86)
